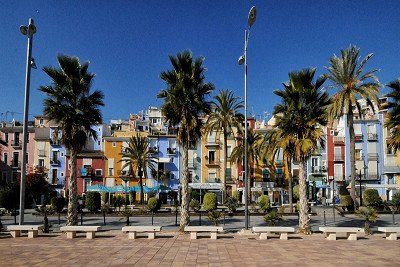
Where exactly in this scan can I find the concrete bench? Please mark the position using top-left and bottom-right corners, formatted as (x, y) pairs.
(252, 227), (295, 240)
(122, 226), (162, 239)
(60, 226), (101, 239)
(7, 225), (44, 238)
(184, 226), (223, 240)
(378, 227), (400, 240)
(319, 227), (364, 240)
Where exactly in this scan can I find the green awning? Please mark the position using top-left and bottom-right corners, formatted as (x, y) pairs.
(308, 175), (324, 182)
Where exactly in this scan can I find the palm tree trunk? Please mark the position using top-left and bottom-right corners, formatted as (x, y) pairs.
(286, 155), (293, 213)
(298, 160), (310, 233)
(222, 130), (228, 202)
(347, 112), (357, 209)
(139, 166), (144, 204)
(67, 149), (78, 225)
(179, 143), (190, 231)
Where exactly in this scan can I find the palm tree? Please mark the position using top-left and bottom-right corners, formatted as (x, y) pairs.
(205, 90), (244, 200)
(273, 68), (330, 233)
(39, 55), (104, 225)
(385, 79), (400, 152)
(120, 134), (157, 204)
(158, 51), (214, 230)
(230, 128), (263, 200)
(263, 129), (295, 212)
(325, 45), (381, 208)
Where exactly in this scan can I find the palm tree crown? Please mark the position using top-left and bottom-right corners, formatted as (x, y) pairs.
(385, 79), (400, 152)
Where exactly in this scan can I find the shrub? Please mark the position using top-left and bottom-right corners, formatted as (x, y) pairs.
(232, 191), (239, 200)
(147, 197), (161, 212)
(119, 207), (135, 226)
(35, 205), (53, 233)
(225, 196), (239, 213)
(203, 192), (217, 211)
(50, 197), (65, 213)
(85, 192), (101, 212)
(292, 185), (299, 202)
(129, 191), (136, 204)
(363, 189), (382, 208)
(258, 195), (270, 213)
(189, 199), (200, 211)
(207, 210), (221, 226)
(391, 192), (400, 212)
(101, 203), (112, 214)
(356, 206), (378, 235)
(339, 182), (350, 195)
(339, 195), (354, 211)
(114, 195), (124, 211)
(0, 183), (19, 211)
(263, 210), (283, 226)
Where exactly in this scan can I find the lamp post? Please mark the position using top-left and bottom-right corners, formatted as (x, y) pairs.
(19, 18), (37, 225)
(238, 6), (257, 230)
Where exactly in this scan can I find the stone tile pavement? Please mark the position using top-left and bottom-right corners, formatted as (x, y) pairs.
(0, 231), (398, 266)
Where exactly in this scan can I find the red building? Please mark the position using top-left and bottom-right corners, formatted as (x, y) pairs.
(65, 151), (106, 195)
(327, 126), (346, 184)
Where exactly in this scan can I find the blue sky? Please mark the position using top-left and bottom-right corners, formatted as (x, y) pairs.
(0, 1), (399, 123)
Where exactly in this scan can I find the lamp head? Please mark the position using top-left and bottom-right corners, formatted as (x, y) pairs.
(28, 23), (37, 34)
(238, 55), (245, 65)
(20, 26), (28, 35)
(248, 6), (257, 28)
(30, 58), (37, 69)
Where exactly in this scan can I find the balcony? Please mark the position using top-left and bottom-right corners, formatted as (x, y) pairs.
(205, 159), (219, 167)
(81, 167), (93, 177)
(333, 136), (345, 144)
(12, 161), (21, 169)
(166, 147), (176, 155)
(38, 149), (46, 157)
(334, 154), (344, 161)
(50, 139), (61, 146)
(205, 137), (220, 147)
(311, 165), (327, 174)
(50, 158), (60, 165)
(367, 173), (379, 180)
(368, 153), (379, 161)
(367, 133), (378, 141)
(11, 141), (21, 148)
(207, 177), (221, 183)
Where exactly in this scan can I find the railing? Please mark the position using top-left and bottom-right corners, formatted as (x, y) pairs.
(50, 139), (61, 146)
(50, 158), (60, 165)
(333, 136), (345, 143)
(207, 178), (221, 183)
(311, 166), (327, 173)
(206, 160), (218, 165)
(38, 149), (46, 156)
(206, 137), (219, 146)
(367, 133), (378, 141)
(334, 154), (344, 161)
(367, 173), (379, 180)
(166, 147), (176, 155)
(368, 153), (379, 161)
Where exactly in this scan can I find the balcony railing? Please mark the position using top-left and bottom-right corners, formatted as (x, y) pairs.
(50, 158), (60, 165)
(12, 160), (21, 169)
(311, 165), (327, 173)
(333, 136), (345, 144)
(38, 149), (46, 157)
(334, 154), (344, 161)
(207, 177), (221, 183)
(206, 137), (219, 146)
(166, 147), (176, 155)
(367, 133), (378, 141)
(367, 173), (379, 180)
(50, 139), (61, 146)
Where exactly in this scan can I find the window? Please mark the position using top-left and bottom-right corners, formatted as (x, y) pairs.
(334, 164), (343, 181)
(83, 179), (91, 192)
(226, 167), (232, 182)
(386, 143), (394, 155)
(61, 172), (64, 177)
(4, 133), (8, 143)
(61, 152), (64, 157)
(3, 153), (7, 164)
(355, 149), (362, 160)
(208, 172), (217, 182)
(14, 132), (20, 146)
(39, 118), (44, 126)
(98, 141), (101, 146)
(208, 151), (215, 164)
(108, 168), (114, 176)
(227, 146), (232, 158)
(52, 169), (58, 184)
(38, 159), (44, 167)
(52, 151), (58, 162)
(95, 169), (102, 176)
(112, 142), (116, 147)
(1, 172), (7, 182)
(12, 152), (19, 167)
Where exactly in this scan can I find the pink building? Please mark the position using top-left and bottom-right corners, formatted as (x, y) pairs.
(0, 124), (35, 183)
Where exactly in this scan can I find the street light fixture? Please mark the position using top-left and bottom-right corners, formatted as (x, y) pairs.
(18, 18), (36, 225)
(238, 6), (257, 230)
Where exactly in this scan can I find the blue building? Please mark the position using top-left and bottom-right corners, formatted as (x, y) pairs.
(49, 122), (67, 193)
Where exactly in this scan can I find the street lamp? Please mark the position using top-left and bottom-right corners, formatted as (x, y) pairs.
(238, 6), (257, 230)
(19, 18), (37, 225)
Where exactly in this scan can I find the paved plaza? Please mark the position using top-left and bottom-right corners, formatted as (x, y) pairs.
(0, 230), (399, 266)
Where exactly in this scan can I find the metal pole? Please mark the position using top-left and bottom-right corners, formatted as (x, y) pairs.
(244, 29), (249, 230)
(19, 18), (35, 225)
(332, 180), (336, 223)
(359, 170), (362, 207)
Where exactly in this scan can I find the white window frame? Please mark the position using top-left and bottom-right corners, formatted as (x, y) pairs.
(112, 142), (116, 147)
(95, 169), (102, 176)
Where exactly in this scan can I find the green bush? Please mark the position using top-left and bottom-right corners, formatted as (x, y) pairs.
(147, 197), (161, 212)
(232, 191), (239, 200)
(356, 206), (378, 235)
(189, 198), (200, 211)
(258, 195), (270, 213)
(225, 196), (239, 212)
(391, 192), (400, 211)
(339, 195), (354, 211)
(114, 195), (124, 211)
(101, 203), (112, 214)
(339, 182), (350, 195)
(203, 192), (217, 211)
(363, 189), (382, 208)
(129, 191), (136, 204)
(85, 192), (101, 212)
(50, 197), (65, 213)
(207, 210), (221, 226)
(292, 185), (299, 202)
(263, 210), (283, 226)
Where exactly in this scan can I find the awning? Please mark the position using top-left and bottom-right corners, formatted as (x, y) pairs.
(86, 184), (109, 192)
(158, 157), (173, 163)
(189, 183), (223, 190)
(365, 184), (400, 189)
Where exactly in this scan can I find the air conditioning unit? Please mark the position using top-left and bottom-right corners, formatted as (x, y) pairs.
(330, 130), (335, 136)
(321, 165), (327, 171)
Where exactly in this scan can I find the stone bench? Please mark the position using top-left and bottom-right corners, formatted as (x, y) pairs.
(7, 225), (44, 238)
(252, 227), (295, 240)
(184, 226), (223, 240)
(122, 226), (162, 239)
(319, 227), (364, 240)
(378, 227), (400, 240)
(60, 226), (101, 239)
